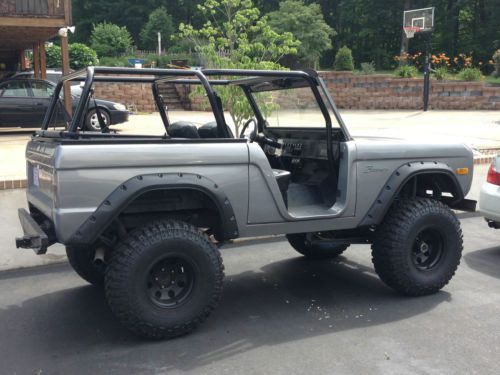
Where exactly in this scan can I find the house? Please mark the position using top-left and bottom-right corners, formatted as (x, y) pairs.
(0, 0), (72, 80)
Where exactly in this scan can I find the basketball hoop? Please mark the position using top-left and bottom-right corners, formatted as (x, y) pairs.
(404, 26), (420, 38)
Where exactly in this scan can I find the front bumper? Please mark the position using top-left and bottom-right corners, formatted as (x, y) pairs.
(109, 110), (129, 125)
(479, 181), (500, 226)
(15, 208), (51, 254)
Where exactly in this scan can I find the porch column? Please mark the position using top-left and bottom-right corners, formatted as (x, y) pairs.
(60, 34), (72, 116)
(33, 43), (40, 78)
(39, 42), (47, 80)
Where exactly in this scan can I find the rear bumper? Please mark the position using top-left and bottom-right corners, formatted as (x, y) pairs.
(15, 208), (52, 254)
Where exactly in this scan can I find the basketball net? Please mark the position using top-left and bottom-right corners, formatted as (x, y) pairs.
(404, 26), (420, 38)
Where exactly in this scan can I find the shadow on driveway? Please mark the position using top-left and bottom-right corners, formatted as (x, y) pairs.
(464, 246), (500, 280)
(0, 256), (450, 374)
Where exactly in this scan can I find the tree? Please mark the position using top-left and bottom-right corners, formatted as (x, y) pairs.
(45, 44), (62, 68)
(267, 0), (335, 68)
(139, 7), (175, 50)
(90, 22), (133, 57)
(177, 0), (299, 135)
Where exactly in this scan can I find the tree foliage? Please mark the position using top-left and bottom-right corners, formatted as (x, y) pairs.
(90, 22), (133, 57)
(139, 7), (175, 50)
(267, 0), (335, 68)
(178, 0), (299, 134)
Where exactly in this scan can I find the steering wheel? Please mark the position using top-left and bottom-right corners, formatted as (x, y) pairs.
(240, 118), (257, 139)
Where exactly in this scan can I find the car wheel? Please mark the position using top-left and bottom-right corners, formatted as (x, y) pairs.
(66, 246), (105, 286)
(371, 198), (463, 296)
(105, 220), (224, 339)
(286, 233), (349, 259)
(85, 108), (110, 131)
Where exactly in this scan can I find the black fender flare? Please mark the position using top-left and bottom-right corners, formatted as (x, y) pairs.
(359, 161), (464, 227)
(67, 173), (239, 246)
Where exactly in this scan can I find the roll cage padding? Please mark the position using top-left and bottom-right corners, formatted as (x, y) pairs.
(67, 173), (239, 246)
(359, 161), (464, 227)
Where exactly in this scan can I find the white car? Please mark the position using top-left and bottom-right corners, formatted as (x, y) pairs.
(479, 155), (500, 229)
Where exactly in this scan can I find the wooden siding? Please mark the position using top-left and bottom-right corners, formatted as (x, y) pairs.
(0, 0), (69, 20)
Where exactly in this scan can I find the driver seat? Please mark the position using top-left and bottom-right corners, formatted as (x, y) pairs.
(272, 169), (291, 206)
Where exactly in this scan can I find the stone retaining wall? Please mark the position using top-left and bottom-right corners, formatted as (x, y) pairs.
(91, 71), (500, 112)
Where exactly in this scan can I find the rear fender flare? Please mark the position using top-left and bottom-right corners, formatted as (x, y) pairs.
(67, 173), (238, 246)
(359, 161), (463, 227)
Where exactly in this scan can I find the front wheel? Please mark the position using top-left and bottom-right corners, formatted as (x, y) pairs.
(105, 220), (224, 339)
(371, 198), (463, 296)
(85, 108), (110, 131)
(287, 233), (349, 259)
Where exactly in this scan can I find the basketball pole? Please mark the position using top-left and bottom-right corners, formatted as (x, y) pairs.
(423, 33), (432, 112)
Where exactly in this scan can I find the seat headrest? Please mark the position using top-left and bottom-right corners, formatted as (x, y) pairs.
(167, 121), (200, 139)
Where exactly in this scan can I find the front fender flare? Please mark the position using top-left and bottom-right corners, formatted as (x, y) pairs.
(67, 172), (239, 246)
(359, 161), (463, 227)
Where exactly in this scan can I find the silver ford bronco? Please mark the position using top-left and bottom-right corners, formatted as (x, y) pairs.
(16, 67), (476, 339)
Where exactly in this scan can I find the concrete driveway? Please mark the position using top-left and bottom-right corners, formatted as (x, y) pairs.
(0, 215), (499, 375)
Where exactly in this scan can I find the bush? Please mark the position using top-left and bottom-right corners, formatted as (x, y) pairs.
(493, 50), (500, 77)
(433, 66), (449, 80)
(394, 65), (418, 78)
(457, 67), (483, 81)
(45, 44), (62, 68)
(90, 22), (133, 57)
(98, 56), (128, 67)
(334, 46), (354, 71)
(69, 43), (98, 69)
(44, 43), (98, 69)
(360, 62), (375, 75)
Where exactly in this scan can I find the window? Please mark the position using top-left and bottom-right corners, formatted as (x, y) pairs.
(0, 81), (30, 97)
(31, 81), (55, 98)
(253, 86), (327, 128)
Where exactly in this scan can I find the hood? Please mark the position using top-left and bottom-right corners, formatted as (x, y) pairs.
(354, 136), (473, 161)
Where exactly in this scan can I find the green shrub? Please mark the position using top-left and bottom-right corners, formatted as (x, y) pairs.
(360, 62), (375, 75)
(69, 43), (98, 69)
(45, 44), (62, 68)
(433, 66), (449, 80)
(90, 22), (133, 57)
(493, 50), (500, 77)
(334, 46), (354, 71)
(98, 56), (128, 67)
(394, 65), (418, 78)
(457, 67), (483, 81)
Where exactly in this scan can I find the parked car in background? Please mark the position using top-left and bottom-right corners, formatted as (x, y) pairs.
(0, 78), (129, 131)
(479, 155), (500, 229)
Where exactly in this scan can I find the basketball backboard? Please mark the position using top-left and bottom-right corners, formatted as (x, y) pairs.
(403, 7), (435, 34)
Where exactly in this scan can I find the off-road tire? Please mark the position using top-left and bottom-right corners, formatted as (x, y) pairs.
(105, 220), (224, 339)
(371, 198), (463, 296)
(66, 246), (105, 286)
(286, 233), (349, 259)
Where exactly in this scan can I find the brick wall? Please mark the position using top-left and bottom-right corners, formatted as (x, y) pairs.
(321, 71), (500, 110)
(92, 71), (500, 112)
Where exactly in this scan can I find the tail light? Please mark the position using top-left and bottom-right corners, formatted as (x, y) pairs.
(487, 159), (500, 186)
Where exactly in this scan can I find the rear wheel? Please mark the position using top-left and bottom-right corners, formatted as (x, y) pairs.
(66, 246), (105, 286)
(371, 198), (462, 296)
(287, 233), (349, 259)
(105, 220), (224, 339)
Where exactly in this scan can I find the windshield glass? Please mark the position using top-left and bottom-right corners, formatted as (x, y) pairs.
(250, 82), (336, 129)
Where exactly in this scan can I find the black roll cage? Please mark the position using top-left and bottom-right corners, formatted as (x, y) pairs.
(41, 66), (352, 146)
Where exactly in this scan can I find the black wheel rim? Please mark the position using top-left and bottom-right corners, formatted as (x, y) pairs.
(146, 256), (195, 308)
(412, 228), (444, 270)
